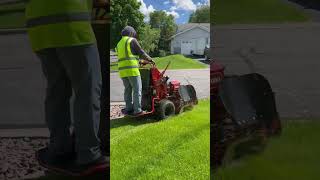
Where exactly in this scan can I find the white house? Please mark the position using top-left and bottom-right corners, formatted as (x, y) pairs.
(170, 23), (210, 56)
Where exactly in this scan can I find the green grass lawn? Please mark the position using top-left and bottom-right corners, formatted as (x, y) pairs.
(110, 54), (208, 72)
(212, 0), (309, 24)
(110, 100), (210, 179)
(214, 120), (320, 180)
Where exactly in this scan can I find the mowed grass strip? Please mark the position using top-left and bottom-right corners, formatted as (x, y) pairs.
(111, 100), (210, 179)
(212, 0), (309, 24)
(110, 54), (208, 72)
(214, 120), (320, 180)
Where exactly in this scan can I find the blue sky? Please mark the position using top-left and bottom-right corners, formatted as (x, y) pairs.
(137, 0), (210, 24)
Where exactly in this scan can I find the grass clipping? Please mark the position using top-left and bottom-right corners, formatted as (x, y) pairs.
(110, 100), (210, 179)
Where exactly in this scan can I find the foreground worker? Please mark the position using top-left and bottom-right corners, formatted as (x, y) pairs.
(116, 26), (154, 116)
(25, 0), (108, 175)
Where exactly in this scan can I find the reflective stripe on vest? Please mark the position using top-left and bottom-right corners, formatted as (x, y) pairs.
(26, 0), (95, 52)
(118, 66), (139, 70)
(118, 57), (138, 62)
(26, 12), (91, 28)
(116, 36), (140, 78)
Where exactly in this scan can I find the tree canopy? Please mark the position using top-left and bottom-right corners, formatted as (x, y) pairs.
(138, 24), (160, 54)
(189, 5), (210, 23)
(149, 11), (177, 54)
(110, 0), (145, 48)
(111, 1), (178, 56)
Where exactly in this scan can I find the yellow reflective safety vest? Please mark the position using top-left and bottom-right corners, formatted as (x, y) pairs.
(116, 36), (140, 78)
(25, 0), (96, 52)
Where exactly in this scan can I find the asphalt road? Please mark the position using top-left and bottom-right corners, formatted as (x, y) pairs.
(2, 22), (320, 126)
(110, 69), (210, 102)
(212, 23), (320, 118)
(0, 33), (46, 127)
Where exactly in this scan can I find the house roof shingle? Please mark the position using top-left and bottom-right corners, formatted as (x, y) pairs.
(177, 23), (210, 33)
(170, 23), (210, 39)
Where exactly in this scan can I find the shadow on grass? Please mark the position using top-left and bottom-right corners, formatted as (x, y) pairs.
(110, 115), (160, 129)
(110, 105), (198, 129)
(25, 171), (108, 180)
(288, 0), (320, 10)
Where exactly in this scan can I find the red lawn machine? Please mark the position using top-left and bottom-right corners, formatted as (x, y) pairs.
(138, 61), (198, 119)
(211, 61), (282, 169)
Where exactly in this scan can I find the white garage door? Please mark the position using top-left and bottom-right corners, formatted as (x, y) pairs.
(181, 40), (192, 55)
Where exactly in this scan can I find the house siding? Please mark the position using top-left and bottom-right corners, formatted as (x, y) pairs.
(171, 27), (210, 55)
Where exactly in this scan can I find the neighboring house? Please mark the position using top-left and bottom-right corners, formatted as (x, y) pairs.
(170, 23), (210, 56)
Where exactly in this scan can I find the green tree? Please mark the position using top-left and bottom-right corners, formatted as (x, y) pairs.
(138, 24), (160, 54)
(149, 11), (177, 54)
(110, 0), (145, 48)
(189, 5), (210, 23)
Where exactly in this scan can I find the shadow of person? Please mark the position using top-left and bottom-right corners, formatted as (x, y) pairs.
(24, 170), (109, 180)
(110, 116), (159, 129)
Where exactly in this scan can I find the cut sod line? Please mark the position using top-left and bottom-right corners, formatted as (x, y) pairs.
(110, 123), (154, 145)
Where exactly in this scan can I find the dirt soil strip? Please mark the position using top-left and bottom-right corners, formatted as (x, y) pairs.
(0, 105), (124, 179)
(0, 137), (48, 179)
(110, 104), (125, 120)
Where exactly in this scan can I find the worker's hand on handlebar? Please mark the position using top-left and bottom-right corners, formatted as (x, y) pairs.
(140, 59), (155, 66)
(148, 59), (155, 65)
(139, 60), (149, 66)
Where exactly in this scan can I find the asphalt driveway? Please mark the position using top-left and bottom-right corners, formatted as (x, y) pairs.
(0, 33), (45, 127)
(212, 23), (320, 118)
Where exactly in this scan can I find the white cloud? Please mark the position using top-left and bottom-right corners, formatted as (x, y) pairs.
(137, 0), (155, 21)
(172, 0), (196, 11)
(165, 10), (180, 19)
(202, 0), (210, 6)
(196, 0), (210, 7)
(170, 6), (177, 11)
(164, 1), (170, 5)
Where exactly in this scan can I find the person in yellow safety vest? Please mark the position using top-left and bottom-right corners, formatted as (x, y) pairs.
(116, 26), (154, 116)
(25, 0), (108, 175)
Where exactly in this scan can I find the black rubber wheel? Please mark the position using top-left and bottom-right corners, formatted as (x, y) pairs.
(157, 99), (175, 120)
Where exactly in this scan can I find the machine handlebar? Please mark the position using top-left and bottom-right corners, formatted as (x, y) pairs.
(139, 60), (156, 67)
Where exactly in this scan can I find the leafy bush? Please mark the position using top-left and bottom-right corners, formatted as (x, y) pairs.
(158, 50), (167, 57)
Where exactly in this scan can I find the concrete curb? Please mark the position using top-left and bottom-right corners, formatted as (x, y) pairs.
(0, 103), (125, 137)
(110, 101), (125, 106)
(0, 128), (49, 138)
